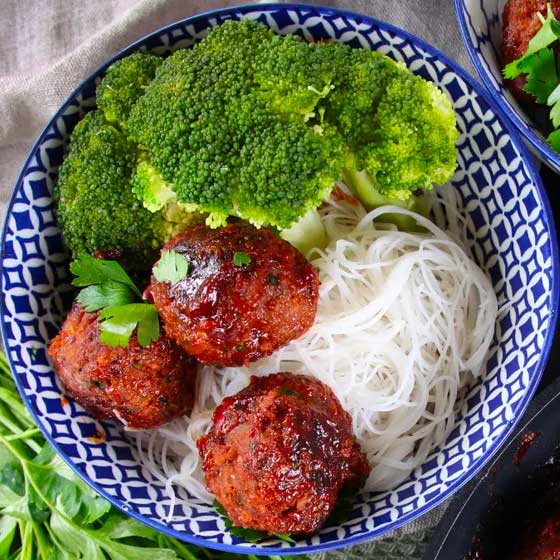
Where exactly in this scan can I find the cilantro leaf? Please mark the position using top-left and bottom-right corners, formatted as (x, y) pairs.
(70, 254), (141, 297)
(521, 48), (558, 103)
(99, 304), (160, 347)
(549, 129), (560, 151)
(153, 250), (189, 284)
(504, 4), (560, 79)
(76, 280), (135, 312)
(233, 251), (251, 266)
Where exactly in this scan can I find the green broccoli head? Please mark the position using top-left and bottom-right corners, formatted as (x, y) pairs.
(55, 111), (165, 267)
(128, 20), (346, 229)
(349, 69), (458, 199)
(131, 155), (204, 232)
(97, 52), (163, 130)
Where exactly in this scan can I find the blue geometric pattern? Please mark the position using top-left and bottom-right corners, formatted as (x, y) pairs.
(0, 3), (558, 556)
(454, 0), (560, 173)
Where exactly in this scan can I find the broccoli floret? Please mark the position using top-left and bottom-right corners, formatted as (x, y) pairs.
(56, 111), (201, 269)
(97, 52), (163, 130)
(128, 20), (347, 229)
(131, 155), (204, 232)
(131, 154), (177, 212)
(55, 111), (166, 267)
(127, 20), (457, 231)
(354, 73), (459, 197)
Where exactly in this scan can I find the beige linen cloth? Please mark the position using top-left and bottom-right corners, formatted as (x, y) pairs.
(0, 0), (475, 556)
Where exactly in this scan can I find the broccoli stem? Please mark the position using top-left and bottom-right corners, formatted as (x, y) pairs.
(342, 169), (433, 231)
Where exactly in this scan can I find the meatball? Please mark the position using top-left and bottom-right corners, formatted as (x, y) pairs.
(502, 0), (560, 99)
(197, 372), (370, 535)
(48, 302), (196, 429)
(147, 224), (319, 366)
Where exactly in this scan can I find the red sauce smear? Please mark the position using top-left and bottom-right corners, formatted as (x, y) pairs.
(330, 185), (360, 205)
(513, 431), (537, 466)
(60, 396), (68, 407)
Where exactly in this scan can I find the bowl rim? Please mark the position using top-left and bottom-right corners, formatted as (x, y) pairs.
(453, 0), (560, 171)
(1, 2), (559, 555)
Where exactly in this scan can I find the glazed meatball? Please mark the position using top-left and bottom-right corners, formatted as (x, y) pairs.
(147, 224), (319, 366)
(197, 372), (370, 535)
(48, 302), (196, 429)
(502, 0), (560, 99)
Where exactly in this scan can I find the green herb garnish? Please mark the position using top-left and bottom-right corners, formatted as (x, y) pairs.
(98, 303), (160, 348)
(152, 250), (189, 284)
(232, 252), (251, 267)
(212, 499), (295, 544)
(504, 3), (560, 149)
(71, 254), (141, 297)
(71, 254), (159, 348)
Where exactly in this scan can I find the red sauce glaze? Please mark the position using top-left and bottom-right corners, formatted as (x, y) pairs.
(48, 302), (197, 429)
(197, 372), (370, 535)
(329, 185), (360, 205)
(513, 431), (537, 466)
(147, 224), (320, 367)
(516, 515), (560, 559)
(502, 0), (560, 99)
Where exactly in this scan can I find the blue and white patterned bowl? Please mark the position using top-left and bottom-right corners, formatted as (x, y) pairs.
(454, 0), (560, 173)
(1, 3), (559, 555)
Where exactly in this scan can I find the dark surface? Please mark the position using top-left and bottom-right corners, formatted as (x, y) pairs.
(423, 163), (560, 560)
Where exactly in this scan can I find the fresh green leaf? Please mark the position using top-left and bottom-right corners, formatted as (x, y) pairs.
(0, 517), (17, 558)
(70, 254), (141, 297)
(94, 512), (157, 540)
(212, 500), (294, 544)
(232, 252), (251, 266)
(549, 129), (560, 151)
(504, 4), (560, 79)
(0, 461), (25, 496)
(226, 524), (269, 543)
(27, 485), (50, 523)
(153, 250), (189, 284)
(521, 48), (558, 103)
(49, 511), (105, 559)
(99, 303), (160, 347)
(76, 280), (135, 312)
(274, 533), (296, 544)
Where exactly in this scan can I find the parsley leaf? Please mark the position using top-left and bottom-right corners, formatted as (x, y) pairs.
(76, 280), (135, 312)
(504, 4), (560, 79)
(233, 252), (251, 266)
(153, 250), (189, 284)
(99, 304), (160, 348)
(70, 254), (141, 297)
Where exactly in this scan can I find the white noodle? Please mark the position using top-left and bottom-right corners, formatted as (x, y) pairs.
(129, 184), (498, 513)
